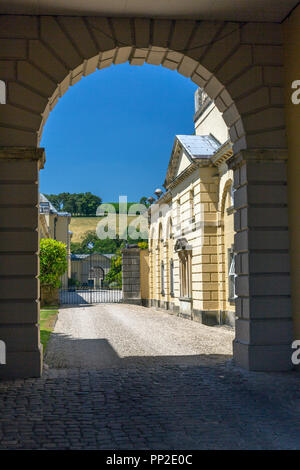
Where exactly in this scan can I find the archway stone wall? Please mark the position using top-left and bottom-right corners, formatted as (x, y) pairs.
(0, 15), (286, 153)
(0, 15), (293, 376)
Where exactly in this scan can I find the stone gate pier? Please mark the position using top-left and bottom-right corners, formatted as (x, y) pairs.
(122, 246), (142, 305)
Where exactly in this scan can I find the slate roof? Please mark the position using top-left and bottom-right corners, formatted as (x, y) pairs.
(71, 254), (89, 260)
(71, 253), (114, 260)
(39, 193), (71, 217)
(163, 134), (224, 189)
(39, 193), (58, 214)
(176, 134), (221, 159)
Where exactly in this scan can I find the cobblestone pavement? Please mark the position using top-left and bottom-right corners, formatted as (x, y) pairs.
(0, 305), (299, 450)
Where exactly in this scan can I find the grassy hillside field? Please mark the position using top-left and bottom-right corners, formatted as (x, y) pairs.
(70, 215), (138, 242)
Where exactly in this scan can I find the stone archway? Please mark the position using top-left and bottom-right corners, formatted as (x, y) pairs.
(0, 16), (286, 152)
(88, 265), (104, 288)
(0, 15), (292, 377)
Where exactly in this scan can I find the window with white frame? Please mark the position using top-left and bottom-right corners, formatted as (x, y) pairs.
(179, 251), (192, 298)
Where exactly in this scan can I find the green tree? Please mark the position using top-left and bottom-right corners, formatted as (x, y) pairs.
(44, 192), (102, 216)
(81, 192), (102, 216)
(40, 239), (68, 288)
(105, 249), (122, 287)
(139, 196), (149, 208)
(44, 194), (62, 211)
(62, 192), (77, 214)
(71, 231), (123, 255)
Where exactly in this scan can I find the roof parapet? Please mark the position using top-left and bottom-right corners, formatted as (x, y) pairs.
(210, 140), (233, 167)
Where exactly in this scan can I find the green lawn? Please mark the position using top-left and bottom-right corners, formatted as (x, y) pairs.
(40, 306), (59, 353)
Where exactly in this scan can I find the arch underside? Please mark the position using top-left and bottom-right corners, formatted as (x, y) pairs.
(219, 179), (234, 313)
(0, 15), (286, 152)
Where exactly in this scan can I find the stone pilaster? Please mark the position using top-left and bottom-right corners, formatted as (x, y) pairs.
(229, 150), (293, 371)
(122, 247), (141, 305)
(0, 147), (45, 378)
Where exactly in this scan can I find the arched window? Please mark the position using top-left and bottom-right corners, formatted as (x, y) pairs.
(0, 81), (6, 104)
(166, 217), (173, 241)
(230, 183), (235, 207)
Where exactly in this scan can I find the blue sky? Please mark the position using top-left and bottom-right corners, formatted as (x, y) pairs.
(40, 63), (198, 202)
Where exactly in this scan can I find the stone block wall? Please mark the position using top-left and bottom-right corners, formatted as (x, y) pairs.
(40, 286), (59, 307)
(0, 147), (44, 378)
(230, 149), (293, 370)
(122, 247), (141, 305)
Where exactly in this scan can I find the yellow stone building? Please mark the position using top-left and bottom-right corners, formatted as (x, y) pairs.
(70, 253), (113, 287)
(148, 89), (236, 326)
(39, 193), (72, 288)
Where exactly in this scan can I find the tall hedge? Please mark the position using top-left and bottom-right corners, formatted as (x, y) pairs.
(40, 239), (68, 288)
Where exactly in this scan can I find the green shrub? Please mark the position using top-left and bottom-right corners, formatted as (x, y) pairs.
(40, 239), (68, 288)
(68, 277), (80, 288)
(138, 241), (148, 250)
(105, 249), (122, 287)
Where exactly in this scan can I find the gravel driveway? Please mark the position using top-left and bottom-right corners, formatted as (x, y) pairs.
(45, 303), (234, 369)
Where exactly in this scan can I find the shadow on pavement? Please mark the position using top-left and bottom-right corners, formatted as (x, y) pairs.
(44, 332), (232, 369)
